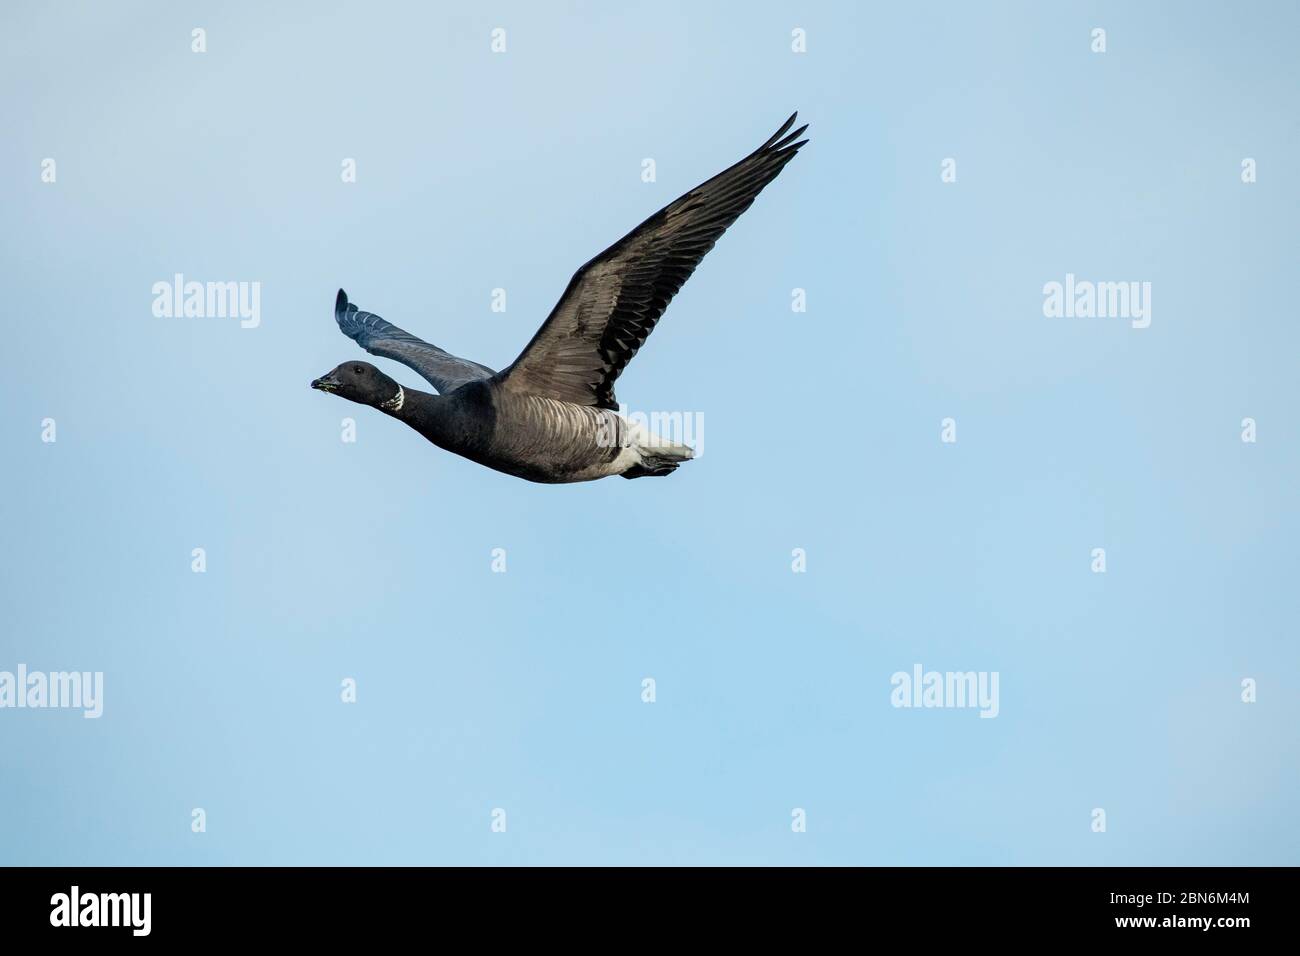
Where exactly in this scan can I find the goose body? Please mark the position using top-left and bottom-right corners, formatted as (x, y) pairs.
(382, 380), (685, 483)
(311, 113), (808, 483)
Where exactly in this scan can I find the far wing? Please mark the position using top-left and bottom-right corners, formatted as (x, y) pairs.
(333, 289), (495, 393)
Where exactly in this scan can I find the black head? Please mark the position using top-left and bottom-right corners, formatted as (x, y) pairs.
(311, 361), (401, 408)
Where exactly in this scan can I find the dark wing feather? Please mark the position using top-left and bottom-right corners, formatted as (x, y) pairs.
(334, 289), (495, 394)
(497, 113), (808, 409)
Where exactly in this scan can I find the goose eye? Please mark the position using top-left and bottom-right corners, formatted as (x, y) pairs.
(353, 366), (365, 374)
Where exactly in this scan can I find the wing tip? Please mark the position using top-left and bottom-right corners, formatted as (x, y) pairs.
(762, 112), (798, 148)
(761, 112), (809, 152)
(334, 288), (366, 342)
(771, 121), (809, 154)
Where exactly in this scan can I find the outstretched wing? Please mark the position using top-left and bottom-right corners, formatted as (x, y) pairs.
(333, 289), (495, 394)
(496, 112), (809, 410)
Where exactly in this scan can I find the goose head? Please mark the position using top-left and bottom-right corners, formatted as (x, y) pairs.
(311, 361), (403, 409)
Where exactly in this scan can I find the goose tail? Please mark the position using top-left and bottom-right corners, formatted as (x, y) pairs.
(620, 436), (694, 480)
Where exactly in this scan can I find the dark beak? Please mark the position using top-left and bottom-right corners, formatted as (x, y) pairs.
(311, 373), (340, 392)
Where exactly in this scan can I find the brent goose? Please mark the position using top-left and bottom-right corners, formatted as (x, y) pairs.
(312, 113), (808, 483)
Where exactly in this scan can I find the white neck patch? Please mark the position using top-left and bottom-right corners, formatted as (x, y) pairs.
(379, 385), (405, 412)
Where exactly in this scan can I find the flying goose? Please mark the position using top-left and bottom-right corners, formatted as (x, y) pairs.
(312, 113), (808, 483)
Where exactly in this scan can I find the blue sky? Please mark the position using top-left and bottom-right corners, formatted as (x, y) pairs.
(1, 0), (1296, 865)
